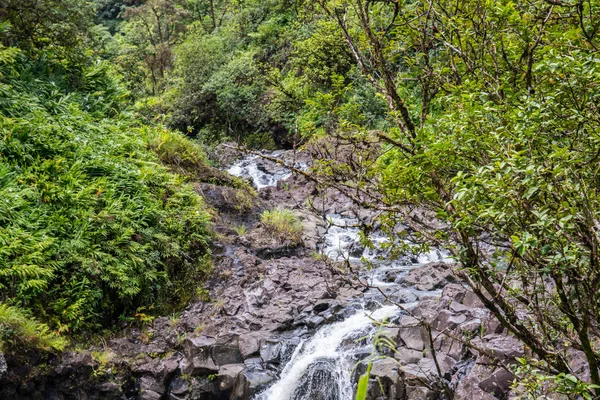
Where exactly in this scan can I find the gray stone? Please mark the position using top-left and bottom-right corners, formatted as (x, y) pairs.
(260, 340), (281, 364)
(432, 309), (467, 331)
(213, 334), (243, 365)
(479, 368), (514, 396)
(306, 315), (325, 328)
(232, 369), (275, 400)
(398, 325), (425, 351)
(218, 363), (246, 391)
(139, 388), (162, 400)
(239, 334), (262, 358)
(367, 359), (404, 400)
(168, 377), (190, 400)
(394, 347), (423, 365)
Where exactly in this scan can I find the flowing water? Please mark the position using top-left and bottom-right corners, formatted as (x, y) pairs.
(228, 153), (451, 400)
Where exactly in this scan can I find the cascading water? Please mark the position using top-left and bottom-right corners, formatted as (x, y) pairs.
(255, 306), (399, 400)
(227, 154), (452, 400)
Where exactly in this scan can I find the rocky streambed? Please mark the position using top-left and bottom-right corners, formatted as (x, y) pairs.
(0, 149), (530, 400)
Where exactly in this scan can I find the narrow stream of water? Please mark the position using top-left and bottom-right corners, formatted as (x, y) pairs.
(228, 153), (451, 400)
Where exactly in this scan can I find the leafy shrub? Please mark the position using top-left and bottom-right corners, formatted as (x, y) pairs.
(0, 303), (67, 352)
(261, 209), (303, 243)
(0, 44), (213, 334)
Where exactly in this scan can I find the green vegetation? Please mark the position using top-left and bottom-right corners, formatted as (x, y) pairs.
(0, 4), (214, 349)
(0, 303), (67, 352)
(2, 0), (600, 396)
(261, 208), (302, 243)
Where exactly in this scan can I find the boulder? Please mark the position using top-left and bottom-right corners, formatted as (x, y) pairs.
(168, 377), (191, 400)
(232, 369), (275, 400)
(398, 317), (425, 351)
(431, 310), (467, 331)
(218, 364), (246, 392)
(394, 348), (423, 365)
(238, 334), (262, 358)
(213, 335), (243, 365)
(260, 340), (282, 364)
(367, 359), (404, 400)
(479, 368), (514, 396)
(399, 262), (457, 291)
(183, 336), (219, 374)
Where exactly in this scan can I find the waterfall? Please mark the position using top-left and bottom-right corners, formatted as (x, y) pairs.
(254, 306), (399, 400)
(227, 153), (451, 400)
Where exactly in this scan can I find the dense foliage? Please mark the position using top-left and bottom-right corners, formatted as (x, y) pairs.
(0, 11), (213, 347)
(3, 0), (600, 397)
(302, 0), (600, 397)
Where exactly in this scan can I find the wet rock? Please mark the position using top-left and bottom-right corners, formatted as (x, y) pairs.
(306, 315), (325, 328)
(260, 340), (281, 364)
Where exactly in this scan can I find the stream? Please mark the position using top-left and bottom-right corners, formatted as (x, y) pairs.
(228, 152), (452, 400)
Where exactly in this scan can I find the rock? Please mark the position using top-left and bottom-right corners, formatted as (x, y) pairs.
(187, 377), (222, 399)
(479, 334), (524, 362)
(168, 377), (190, 400)
(183, 336), (219, 374)
(479, 368), (514, 396)
(238, 334), (262, 358)
(454, 373), (497, 400)
(394, 347), (423, 365)
(432, 310), (467, 331)
(398, 317), (425, 351)
(405, 386), (437, 400)
(367, 359), (404, 400)
(218, 364), (246, 392)
(140, 389), (162, 400)
(441, 284), (467, 303)
(232, 369), (275, 399)
(399, 262), (457, 291)
(260, 340), (281, 364)
(462, 291), (484, 308)
(449, 301), (473, 313)
(140, 375), (164, 396)
(213, 334), (243, 365)
(0, 353), (6, 379)
(306, 315), (325, 328)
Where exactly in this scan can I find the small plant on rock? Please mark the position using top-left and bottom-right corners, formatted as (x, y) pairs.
(260, 208), (303, 243)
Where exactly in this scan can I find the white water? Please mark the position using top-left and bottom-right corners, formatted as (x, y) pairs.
(227, 155), (452, 400)
(255, 306), (399, 400)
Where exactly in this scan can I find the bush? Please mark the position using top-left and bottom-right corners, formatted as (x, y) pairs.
(261, 208), (303, 243)
(0, 44), (213, 334)
(0, 304), (67, 352)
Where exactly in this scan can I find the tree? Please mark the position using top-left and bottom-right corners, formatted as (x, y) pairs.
(310, 0), (600, 395)
(120, 0), (189, 95)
